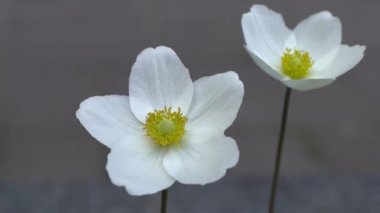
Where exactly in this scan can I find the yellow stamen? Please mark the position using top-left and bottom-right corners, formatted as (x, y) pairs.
(281, 49), (314, 80)
(144, 107), (187, 146)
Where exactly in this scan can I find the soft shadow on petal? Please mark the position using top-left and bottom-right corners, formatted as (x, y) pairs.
(316, 45), (366, 79)
(242, 4), (292, 66)
(186, 71), (244, 135)
(76, 95), (143, 149)
(129, 46), (194, 122)
(106, 136), (175, 196)
(282, 78), (335, 91)
(245, 46), (284, 81)
(163, 134), (239, 185)
(294, 11), (342, 61)
(311, 46), (340, 74)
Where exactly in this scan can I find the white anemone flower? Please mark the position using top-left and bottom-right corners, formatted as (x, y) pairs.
(242, 5), (366, 91)
(76, 46), (244, 196)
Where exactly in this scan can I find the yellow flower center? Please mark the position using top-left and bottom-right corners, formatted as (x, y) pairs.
(281, 49), (314, 80)
(144, 107), (187, 147)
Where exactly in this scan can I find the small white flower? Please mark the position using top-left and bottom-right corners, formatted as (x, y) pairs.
(76, 46), (244, 196)
(242, 5), (366, 91)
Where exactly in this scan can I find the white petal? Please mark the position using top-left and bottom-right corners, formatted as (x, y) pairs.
(106, 136), (175, 196)
(315, 45), (365, 78)
(282, 78), (335, 91)
(76, 95), (143, 148)
(186, 71), (244, 135)
(294, 11), (342, 61)
(311, 45), (340, 74)
(242, 4), (292, 67)
(163, 134), (239, 185)
(244, 46), (284, 80)
(129, 46), (194, 122)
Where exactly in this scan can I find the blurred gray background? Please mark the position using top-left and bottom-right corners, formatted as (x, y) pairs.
(0, 0), (379, 212)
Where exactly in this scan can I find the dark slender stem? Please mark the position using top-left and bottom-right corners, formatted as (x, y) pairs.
(268, 87), (292, 213)
(160, 189), (168, 213)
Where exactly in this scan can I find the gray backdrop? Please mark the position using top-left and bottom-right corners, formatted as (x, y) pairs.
(0, 0), (379, 212)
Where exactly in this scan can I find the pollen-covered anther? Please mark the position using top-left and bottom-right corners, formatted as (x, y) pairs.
(144, 107), (187, 146)
(281, 48), (314, 80)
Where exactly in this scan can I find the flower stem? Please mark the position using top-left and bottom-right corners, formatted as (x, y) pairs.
(160, 189), (168, 213)
(268, 87), (292, 213)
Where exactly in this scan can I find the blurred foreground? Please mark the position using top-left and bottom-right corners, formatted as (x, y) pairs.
(1, 174), (380, 213)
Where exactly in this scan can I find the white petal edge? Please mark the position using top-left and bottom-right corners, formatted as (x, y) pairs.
(186, 71), (244, 135)
(245, 46), (284, 80)
(76, 95), (143, 149)
(242, 4), (293, 67)
(281, 78), (335, 91)
(163, 134), (239, 185)
(294, 11), (342, 61)
(129, 46), (194, 122)
(315, 45), (366, 79)
(106, 136), (175, 196)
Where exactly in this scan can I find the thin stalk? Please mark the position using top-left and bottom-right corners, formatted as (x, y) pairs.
(268, 87), (292, 213)
(160, 189), (168, 213)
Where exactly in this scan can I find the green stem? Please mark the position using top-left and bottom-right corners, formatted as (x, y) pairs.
(160, 189), (168, 213)
(268, 87), (292, 213)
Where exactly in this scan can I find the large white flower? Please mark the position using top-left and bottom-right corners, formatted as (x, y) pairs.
(76, 46), (244, 196)
(242, 4), (366, 91)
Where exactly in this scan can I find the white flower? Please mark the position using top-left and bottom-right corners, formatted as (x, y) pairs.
(242, 5), (366, 91)
(76, 46), (244, 196)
